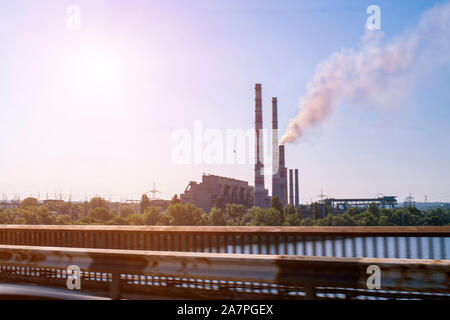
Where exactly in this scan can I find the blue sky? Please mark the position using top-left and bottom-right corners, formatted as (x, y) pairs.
(0, 0), (449, 204)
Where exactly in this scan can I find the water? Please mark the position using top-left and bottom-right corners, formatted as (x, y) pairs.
(221, 237), (450, 259)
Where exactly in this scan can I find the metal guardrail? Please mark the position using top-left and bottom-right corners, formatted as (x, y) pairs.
(0, 225), (448, 259)
(0, 245), (448, 300)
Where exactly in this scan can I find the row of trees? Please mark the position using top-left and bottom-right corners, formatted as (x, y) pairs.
(0, 196), (449, 226)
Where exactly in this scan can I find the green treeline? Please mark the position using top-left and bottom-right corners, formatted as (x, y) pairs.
(0, 195), (449, 226)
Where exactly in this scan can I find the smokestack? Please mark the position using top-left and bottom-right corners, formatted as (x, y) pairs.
(294, 169), (299, 207)
(254, 84), (266, 208)
(272, 97), (280, 202)
(279, 145), (287, 206)
(289, 169), (294, 205)
(279, 145), (285, 167)
(272, 97), (278, 130)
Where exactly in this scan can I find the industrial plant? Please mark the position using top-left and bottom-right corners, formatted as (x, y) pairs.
(180, 83), (301, 212)
(176, 83), (402, 215)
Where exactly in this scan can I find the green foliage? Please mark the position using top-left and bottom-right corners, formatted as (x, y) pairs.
(249, 208), (283, 226)
(313, 202), (321, 221)
(284, 204), (295, 216)
(300, 217), (313, 226)
(353, 211), (378, 226)
(55, 214), (72, 225)
(0, 210), (8, 224)
(214, 197), (225, 211)
(119, 205), (135, 218)
(21, 197), (39, 208)
(272, 196), (283, 215)
(165, 203), (207, 225)
(225, 204), (247, 225)
(89, 197), (109, 210)
(423, 208), (450, 226)
(140, 194), (151, 213)
(127, 213), (145, 225)
(88, 207), (114, 222)
(77, 216), (98, 224)
(284, 212), (301, 226)
(35, 207), (55, 224)
(108, 216), (129, 225)
(346, 208), (360, 216)
(1, 197), (449, 227)
(142, 206), (163, 225)
(158, 214), (170, 225)
(209, 207), (226, 226)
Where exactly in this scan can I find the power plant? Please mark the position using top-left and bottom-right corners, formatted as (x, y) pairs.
(256, 83), (299, 208)
(180, 174), (254, 212)
(180, 83), (300, 211)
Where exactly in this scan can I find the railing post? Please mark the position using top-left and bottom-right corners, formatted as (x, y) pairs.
(417, 237), (422, 259)
(293, 236), (298, 255)
(110, 272), (121, 300)
(440, 237), (446, 260)
(406, 237), (411, 259)
(428, 237), (434, 259)
(208, 234), (213, 253)
(373, 237), (377, 258)
(216, 234), (221, 253)
(305, 286), (316, 299)
(321, 236), (326, 257)
(394, 236), (399, 258)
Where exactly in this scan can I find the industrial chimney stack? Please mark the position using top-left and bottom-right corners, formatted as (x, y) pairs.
(294, 169), (299, 207)
(289, 169), (294, 205)
(278, 145), (288, 206)
(254, 84), (266, 208)
(272, 97), (281, 203)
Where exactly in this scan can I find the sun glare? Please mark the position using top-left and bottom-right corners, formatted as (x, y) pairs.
(66, 47), (123, 90)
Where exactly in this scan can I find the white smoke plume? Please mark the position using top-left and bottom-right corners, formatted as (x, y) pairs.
(280, 2), (450, 145)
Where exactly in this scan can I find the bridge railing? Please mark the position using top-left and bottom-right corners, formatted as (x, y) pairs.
(0, 225), (448, 259)
(0, 245), (448, 300)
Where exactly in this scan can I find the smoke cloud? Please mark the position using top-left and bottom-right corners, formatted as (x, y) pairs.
(280, 2), (450, 145)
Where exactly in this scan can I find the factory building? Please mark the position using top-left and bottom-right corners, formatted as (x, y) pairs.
(180, 174), (254, 212)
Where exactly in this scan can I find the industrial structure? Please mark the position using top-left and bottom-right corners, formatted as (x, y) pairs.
(277, 145), (288, 206)
(294, 169), (299, 207)
(136, 83), (402, 213)
(323, 196), (398, 211)
(267, 85), (298, 208)
(253, 84), (270, 208)
(180, 174), (254, 212)
(271, 97), (281, 205)
(178, 83), (301, 211)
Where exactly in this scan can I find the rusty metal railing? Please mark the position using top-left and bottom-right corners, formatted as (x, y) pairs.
(0, 225), (448, 259)
(0, 245), (448, 300)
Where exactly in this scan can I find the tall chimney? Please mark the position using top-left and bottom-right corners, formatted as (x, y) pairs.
(271, 97), (280, 203)
(254, 84), (266, 208)
(279, 145), (287, 206)
(294, 169), (299, 207)
(289, 169), (294, 205)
